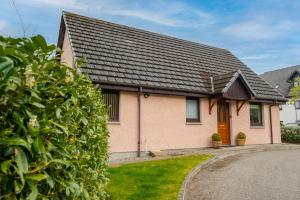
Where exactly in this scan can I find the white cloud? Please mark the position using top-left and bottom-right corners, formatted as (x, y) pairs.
(94, 0), (214, 27)
(17, 0), (88, 10)
(241, 54), (274, 60)
(0, 20), (8, 31)
(222, 20), (295, 40)
(287, 45), (300, 56)
(101, 9), (180, 27)
(0, 20), (12, 36)
(14, 0), (214, 27)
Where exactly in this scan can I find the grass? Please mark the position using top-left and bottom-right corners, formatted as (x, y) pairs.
(107, 154), (212, 200)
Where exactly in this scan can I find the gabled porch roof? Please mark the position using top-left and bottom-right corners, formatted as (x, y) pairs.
(211, 70), (256, 100)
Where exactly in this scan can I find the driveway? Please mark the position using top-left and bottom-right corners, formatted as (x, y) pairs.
(186, 149), (300, 200)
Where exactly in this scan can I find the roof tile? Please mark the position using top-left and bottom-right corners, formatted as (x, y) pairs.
(62, 12), (285, 101)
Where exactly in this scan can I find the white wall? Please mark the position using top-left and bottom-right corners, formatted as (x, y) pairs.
(280, 101), (300, 126)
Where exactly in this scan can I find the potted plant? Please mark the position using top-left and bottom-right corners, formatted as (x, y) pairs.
(236, 132), (246, 146)
(212, 133), (222, 148)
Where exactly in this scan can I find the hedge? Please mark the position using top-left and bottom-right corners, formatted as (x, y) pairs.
(0, 35), (109, 199)
(281, 126), (300, 143)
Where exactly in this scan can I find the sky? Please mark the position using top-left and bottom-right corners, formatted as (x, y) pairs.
(1, 0), (300, 74)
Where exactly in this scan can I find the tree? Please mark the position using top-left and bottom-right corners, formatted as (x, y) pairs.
(290, 78), (300, 102)
(0, 35), (109, 199)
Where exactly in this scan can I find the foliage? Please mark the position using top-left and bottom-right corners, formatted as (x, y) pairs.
(237, 132), (246, 139)
(0, 35), (109, 199)
(107, 155), (212, 200)
(281, 126), (300, 143)
(211, 133), (221, 141)
(284, 77), (300, 143)
(290, 77), (300, 102)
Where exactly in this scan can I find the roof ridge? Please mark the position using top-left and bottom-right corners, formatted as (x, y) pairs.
(62, 11), (229, 53)
(261, 64), (300, 75)
(60, 11), (286, 101)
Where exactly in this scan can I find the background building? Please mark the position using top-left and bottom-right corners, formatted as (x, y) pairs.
(261, 65), (300, 126)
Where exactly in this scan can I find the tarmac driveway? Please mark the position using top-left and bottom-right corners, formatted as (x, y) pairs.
(186, 149), (300, 200)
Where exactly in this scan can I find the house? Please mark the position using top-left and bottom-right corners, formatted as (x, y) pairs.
(261, 65), (300, 126)
(57, 12), (286, 160)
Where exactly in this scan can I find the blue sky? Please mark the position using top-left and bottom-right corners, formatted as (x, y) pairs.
(1, 0), (300, 74)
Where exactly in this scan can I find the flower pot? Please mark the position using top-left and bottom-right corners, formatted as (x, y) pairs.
(212, 140), (222, 149)
(237, 139), (246, 146)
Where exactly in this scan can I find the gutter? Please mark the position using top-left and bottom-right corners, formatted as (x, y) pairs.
(137, 87), (142, 157)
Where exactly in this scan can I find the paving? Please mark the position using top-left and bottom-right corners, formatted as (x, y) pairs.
(110, 143), (300, 165)
(185, 149), (300, 200)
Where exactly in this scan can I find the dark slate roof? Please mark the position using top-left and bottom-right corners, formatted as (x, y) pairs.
(261, 65), (300, 98)
(59, 12), (286, 101)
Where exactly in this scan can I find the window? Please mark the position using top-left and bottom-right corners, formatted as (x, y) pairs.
(295, 101), (300, 109)
(103, 90), (119, 121)
(186, 97), (200, 122)
(250, 103), (263, 126)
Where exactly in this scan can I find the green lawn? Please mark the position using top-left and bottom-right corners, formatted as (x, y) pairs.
(107, 154), (212, 200)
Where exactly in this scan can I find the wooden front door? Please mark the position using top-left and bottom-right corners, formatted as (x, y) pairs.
(217, 101), (230, 145)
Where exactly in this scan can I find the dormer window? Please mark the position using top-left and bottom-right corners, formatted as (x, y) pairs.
(287, 70), (300, 87)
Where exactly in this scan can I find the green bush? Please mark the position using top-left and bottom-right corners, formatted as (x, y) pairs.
(281, 126), (300, 143)
(212, 133), (221, 141)
(0, 35), (109, 199)
(237, 132), (246, 139)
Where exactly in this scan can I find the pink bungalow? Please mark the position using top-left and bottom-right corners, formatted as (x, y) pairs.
(58, 12), (286, 160)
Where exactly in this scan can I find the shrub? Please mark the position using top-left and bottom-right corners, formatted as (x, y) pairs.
(237, 132), (246, 139)
(212, 133), (221, 141)
(281, 126), (300, 143)
(0, 35), (109, 199)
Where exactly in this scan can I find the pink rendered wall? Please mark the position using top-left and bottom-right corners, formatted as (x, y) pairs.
(61, 31), (74, 67)
(108, 92), (139, 152)
(271, 105), (282, 143)
(108, 92), (218, 152)
(140, 94), (217, 152)
(230, 102), (281, 145)
(108, 92), (281, 153)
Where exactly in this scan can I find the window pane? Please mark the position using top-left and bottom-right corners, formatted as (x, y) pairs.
(218, 105), (226, 123)
(103, 91), (119, 121)
(186, 99), (199, 120)
(250, 104), (262, 126)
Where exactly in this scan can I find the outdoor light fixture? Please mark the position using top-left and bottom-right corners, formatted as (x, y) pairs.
(144, 93), (150, 98)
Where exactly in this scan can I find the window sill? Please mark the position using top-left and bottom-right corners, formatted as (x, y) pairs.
(250, 125), (264, 129)
(108, 121), (120, 125)
(186, 122), (202, 125)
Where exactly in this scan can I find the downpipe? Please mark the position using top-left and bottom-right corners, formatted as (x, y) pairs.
(137, 87), (142, 157)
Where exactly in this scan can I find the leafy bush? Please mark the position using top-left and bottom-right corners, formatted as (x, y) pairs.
(0, 35), (109, 199)
(212, 133), (221, 141)
(237, 132), (246, 139)
(281, 126), (300, 143)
